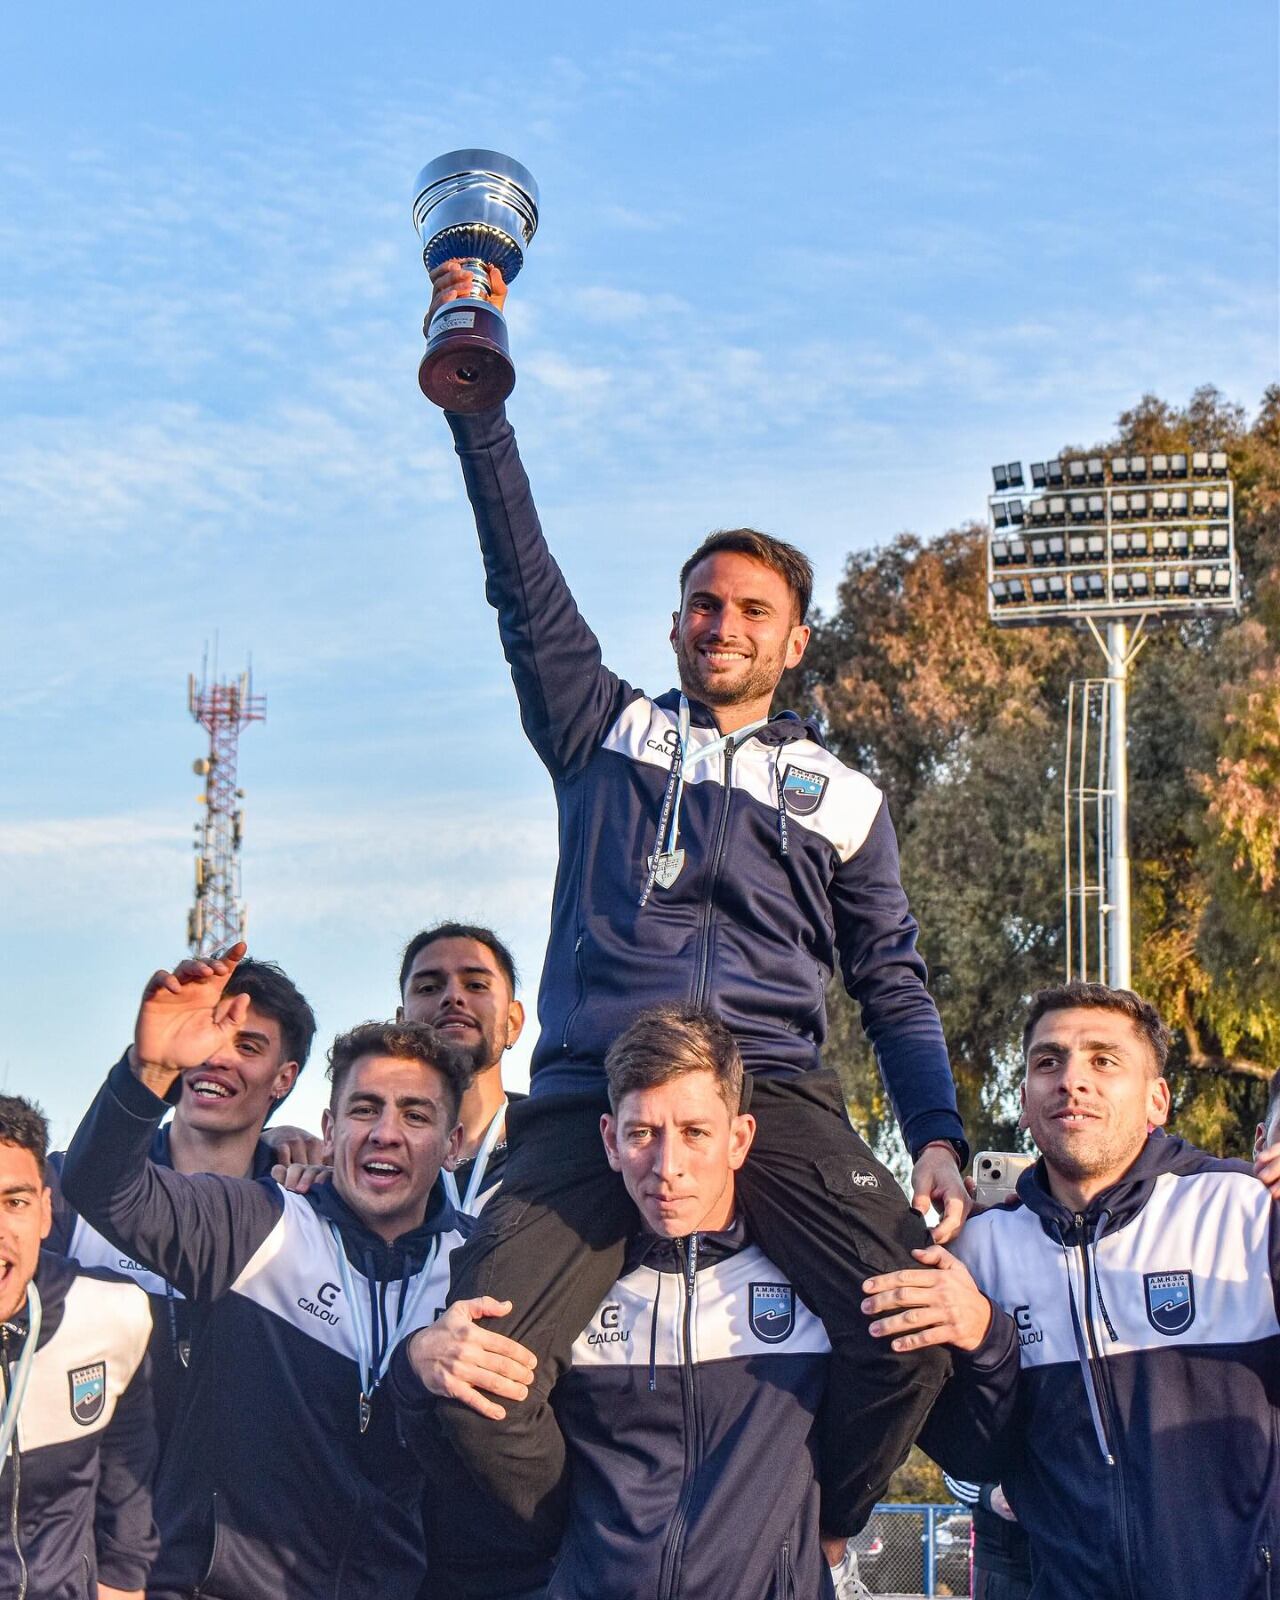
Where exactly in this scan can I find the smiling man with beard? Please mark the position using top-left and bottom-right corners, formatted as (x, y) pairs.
(61, 945), (473, 1600)
(860, 982), (1280, 1600)
(398, 924), (525, 1216)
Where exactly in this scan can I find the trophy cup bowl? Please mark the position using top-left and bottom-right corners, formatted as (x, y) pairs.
(413, 149), (539, 411)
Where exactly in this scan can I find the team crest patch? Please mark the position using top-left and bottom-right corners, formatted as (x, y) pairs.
(780, 766), (828, 817)
(1144, 1271), (1195, 1336)
(749, 1283), (795, 1344)
(69, 1362), (106, 1426)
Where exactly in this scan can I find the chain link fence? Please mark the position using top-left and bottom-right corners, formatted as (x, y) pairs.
(850, 1502), (972, 1597)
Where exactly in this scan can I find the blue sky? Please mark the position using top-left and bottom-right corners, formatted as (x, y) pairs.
(2, 2), (1275, 1143)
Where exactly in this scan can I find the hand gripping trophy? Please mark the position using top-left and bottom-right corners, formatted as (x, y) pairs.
(412, 149), (539, 412)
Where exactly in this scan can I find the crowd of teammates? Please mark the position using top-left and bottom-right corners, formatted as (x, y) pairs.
(3, 266), (1278, 1599)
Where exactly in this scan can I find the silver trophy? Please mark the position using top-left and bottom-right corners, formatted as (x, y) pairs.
(412, 149), (539, 411)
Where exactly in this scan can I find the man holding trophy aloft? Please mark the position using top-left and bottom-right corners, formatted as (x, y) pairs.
(407, 149), (970, 1598)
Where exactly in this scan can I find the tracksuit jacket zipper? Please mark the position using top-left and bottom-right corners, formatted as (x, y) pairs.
(657, 1235), (700, 1600)
(692, 743), (737, 1010)
(1074, 1219), (1139, 1600)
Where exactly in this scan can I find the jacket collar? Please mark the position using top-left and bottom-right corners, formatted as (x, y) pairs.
(652, 689), (824, 749)
(624, 1213), (747, 1275)
(306, 1176), (465, 1277)
(1016, 1129), (1183, 1241)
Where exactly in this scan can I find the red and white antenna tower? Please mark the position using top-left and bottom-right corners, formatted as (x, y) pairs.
(187, 656), (266, 955)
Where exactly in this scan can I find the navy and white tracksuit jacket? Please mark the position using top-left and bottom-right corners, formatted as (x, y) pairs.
(47, 1125), (279, 1447)
(61, 1054), (469, 1600)
(2, 1250), (158, 1599)
(925, 1134), (1280, 1600)
(547, 1221), (832, 1600)
(447, 406), (962, 1157)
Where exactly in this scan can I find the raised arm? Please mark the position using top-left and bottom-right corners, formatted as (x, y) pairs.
(60, 946), (283, 1301)
(429, 261), (639, 776)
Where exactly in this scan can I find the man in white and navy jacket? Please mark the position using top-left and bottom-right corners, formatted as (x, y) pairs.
(62, 944), (473, 1600)
(861, 982), (1280, 1600)
(0, 1092), (157, 1599)
(396, 1005), (837, 1600)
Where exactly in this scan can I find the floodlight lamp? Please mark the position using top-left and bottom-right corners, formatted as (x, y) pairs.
(993, 502), (1010, 528)
(1210, 451), (1229, 477)
(1151, 454), (1169, 479)
(1172, 569), (1191, 595)
(1191, 452), (1209, 477)
(1031, 462), (1048, 487)
(1152, 491), (1170, 518)
(1007, 578), (1026, 601)
(1170, 453), (1187, 478)
(1210, 527), (1229, 554)
(1129, 455), (1147, 481)
(1113, 572), (1131, 598)
(1112, 493), (1130, 519)
(1087, 572), (1105, 597)
(1193, 568), (1213, 592)
(1031, 576), (1049, 601)
(1153, 569), (1172, 592)
(1069, 496), (1087, 522)
(1007, 499), (1025, 525)
(1210, 489), (1229, 515)
(1068, 460), (1087, 485)
(1047, 536), (1066, 561)
(1151, 529), (1171, 557)
(1087, 533), (1105, 559)
(1088, 494), (1105, 520)
(990, 580), (1010, 605)
(1048, 574), (1067, 599)
(1028, 500), (1048, 525)
(1212, 568), (1231, 593)
(1113, 530), (1131, 556)
(1086, 457), (1105, 484)
(993, 465), (1009, 491)
(1046, 460), (1065, 487)
(1130, 571), (1150, 596)
(1030, 538), (1049, 565)
(992, 540), (1010, 566)
(1130, 491), (1148, 518)
(1048, 496), (1067, 521)
(1128, 530), (1149, 557)
(1111, 456), (1130, 481)
(1169, 528), (1189, 555)
(1006, 462), (1025, 489)
(1191, 489), (1210, 515)
(1191, 527), (1210, 553)
(1170, 490), (1188, 516)
(1070, 573), (1090, 598)
(1068, 534), (1088, 562)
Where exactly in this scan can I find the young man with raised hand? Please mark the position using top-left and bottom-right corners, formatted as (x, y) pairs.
(397, 1006), (845, 1600)
(0, 1093), (158, 1600)
(422, 259), (967, 1573)
(48, 956), (318, 1443)
(861, 982), (1280, 1600)
(398, 923), (526, 1215)
(61, 944), (473, 1600)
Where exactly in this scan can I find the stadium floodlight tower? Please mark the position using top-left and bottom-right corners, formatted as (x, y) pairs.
(187, 661), (267, 956)
(986, 450), (1239, 987)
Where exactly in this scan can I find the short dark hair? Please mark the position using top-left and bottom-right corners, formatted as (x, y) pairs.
(1022, 982), (1171, 1074)
(0, 1095), (50, 1179)
(326, 1021), (473, 1124)
(605, 1004), (745, 1114)
(398, 923), (518, 998)
(678, 529), (815, 624)
(226, 959), (317, 1077)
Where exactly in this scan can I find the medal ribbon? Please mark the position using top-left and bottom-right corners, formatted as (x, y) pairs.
(441, 1097), (509, 1216)
(329, 1225), (438, 1431)
(0, 1282), (42, 1462)
(661, 696), (771, 860)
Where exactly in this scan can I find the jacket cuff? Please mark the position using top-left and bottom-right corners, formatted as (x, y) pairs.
(957, 1304), (1018, 1372)
(106, 1051), (172, 1121)
(387, 1334), (431, 1413)
(446, 405), (510, 452)
(97, 1545), (153, 1590)
(908, 1113), (970, 1167)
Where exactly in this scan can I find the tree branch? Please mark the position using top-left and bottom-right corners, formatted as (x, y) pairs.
(1184, 1052), (1273, 1083)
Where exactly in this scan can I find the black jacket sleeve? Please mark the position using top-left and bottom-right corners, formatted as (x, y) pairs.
(94, 1345), (160, 1591)
(60, 1053), (284, 1301)
(446, 406), (639, 776)
(918, 1306), (1021, 1483)
(829, 797), (966, 1159)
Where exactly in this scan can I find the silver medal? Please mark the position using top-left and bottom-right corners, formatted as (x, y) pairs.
(648, 849), (686, 889)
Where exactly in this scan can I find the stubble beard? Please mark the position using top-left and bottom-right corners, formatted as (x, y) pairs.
(675, 637), (782, 711)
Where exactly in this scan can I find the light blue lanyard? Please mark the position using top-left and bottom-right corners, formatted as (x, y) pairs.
(0, 1283), (42, 1462)
(659, 695), (770, 859)
(442, 1097), (508, 1216)
(329, 1225), (437, 1432)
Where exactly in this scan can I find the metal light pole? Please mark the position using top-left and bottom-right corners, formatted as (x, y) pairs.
(986, 450), (1238, 989)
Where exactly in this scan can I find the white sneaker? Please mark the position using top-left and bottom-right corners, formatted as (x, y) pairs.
(828, 1540), (875, 1600)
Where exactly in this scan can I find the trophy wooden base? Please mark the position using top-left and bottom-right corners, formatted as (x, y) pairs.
(418, 300), (515, 412)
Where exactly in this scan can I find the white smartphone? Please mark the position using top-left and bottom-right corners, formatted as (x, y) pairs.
(972, 1150), (1035, 1209)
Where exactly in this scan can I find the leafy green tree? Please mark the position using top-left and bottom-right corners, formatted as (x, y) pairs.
(791, 387), (1280, 1162)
